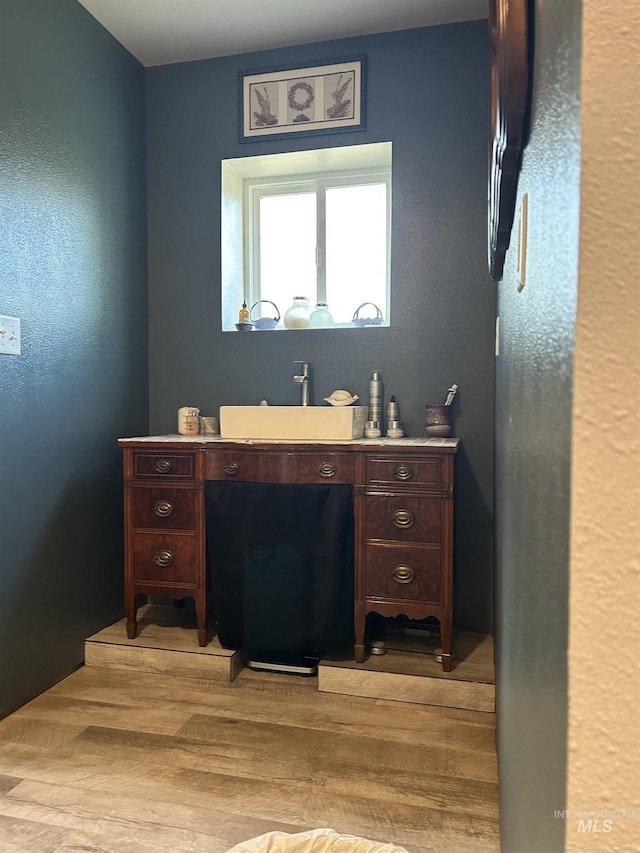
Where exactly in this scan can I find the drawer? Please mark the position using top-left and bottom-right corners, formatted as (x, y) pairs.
(206, 450), (354, 484)
(131, 532), (198, 584)
(366, 455), (443, 489)
(366, 494), (443, 543)
(365, 544), (442, 602)
(131, 487), (198, 530)
(133, 451), (195, 480)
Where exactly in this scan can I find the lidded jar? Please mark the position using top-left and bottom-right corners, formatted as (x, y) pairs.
(309, 302), (335, 328)
(283, 296), (312, 329)
(178, 406), (200, 435)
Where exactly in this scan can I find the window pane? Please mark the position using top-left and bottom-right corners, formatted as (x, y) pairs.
(325, 183), (387, 324)
(259, 193), (316, 311)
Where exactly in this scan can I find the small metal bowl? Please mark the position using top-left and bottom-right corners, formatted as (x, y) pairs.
(235, 322), (254, 331)
(369, 640), (387, 655)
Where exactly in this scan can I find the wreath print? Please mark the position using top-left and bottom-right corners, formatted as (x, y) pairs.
(288, 80), (314, 122)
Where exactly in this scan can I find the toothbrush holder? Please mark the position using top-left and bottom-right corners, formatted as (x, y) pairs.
(425, 404), (452, 438)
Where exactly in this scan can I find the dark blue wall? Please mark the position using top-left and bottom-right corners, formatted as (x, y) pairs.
(0, 0), (149, 716)
(146, 21), (495, 633)
(495, 0), (580, 847)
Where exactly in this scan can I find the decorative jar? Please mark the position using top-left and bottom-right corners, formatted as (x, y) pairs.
(309, 302), (335, 328)
(178, 406), (199, 435)
(283, 296), (312, 329)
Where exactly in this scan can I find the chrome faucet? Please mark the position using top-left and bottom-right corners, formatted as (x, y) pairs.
(293, 361), (311, 407)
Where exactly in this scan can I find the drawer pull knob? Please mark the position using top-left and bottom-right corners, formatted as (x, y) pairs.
(392, 564), (415, 584)
(393, 464), (414, 481)
(392, 509), (415, 528)
(153, 549), (174, 568)
(153, 500), (174, 518)
(154, 459), (172, 473)
(317, 462), (337, 478)
(223, 461), (240, 476)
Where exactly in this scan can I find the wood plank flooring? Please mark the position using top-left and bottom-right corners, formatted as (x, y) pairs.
(86, 606), (495, 712)
(0, 662), (499, 852)
(320, 630), (495, 712)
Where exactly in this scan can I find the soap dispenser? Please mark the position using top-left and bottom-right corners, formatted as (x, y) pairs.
(238, 300), (250, 324)
(386, 395), (404, 438)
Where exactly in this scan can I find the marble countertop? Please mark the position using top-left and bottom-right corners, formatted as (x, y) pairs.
(118, 434), (460, 448)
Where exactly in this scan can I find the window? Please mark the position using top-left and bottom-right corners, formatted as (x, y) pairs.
(221, 143), (392, 330)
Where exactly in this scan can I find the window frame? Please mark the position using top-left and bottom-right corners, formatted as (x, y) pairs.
(244, 165), (391, 326)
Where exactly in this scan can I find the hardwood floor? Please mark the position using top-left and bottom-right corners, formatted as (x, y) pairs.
(0, 659), (499, 852)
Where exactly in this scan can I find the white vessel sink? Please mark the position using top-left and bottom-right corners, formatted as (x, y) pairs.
(219, 405), (367, 440)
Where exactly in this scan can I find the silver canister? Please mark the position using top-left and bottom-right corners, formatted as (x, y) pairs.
(368, 371), (382, 424)
(364, 420), (382, 438)
(387, 420), (404, 439)
(199, 416), (219, 436)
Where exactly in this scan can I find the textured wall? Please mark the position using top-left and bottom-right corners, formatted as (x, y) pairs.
(565, 1), (640, 849)
(494, 0), (581, 849)
(146, 22), (496, 633)
(0, 0), (148, 716)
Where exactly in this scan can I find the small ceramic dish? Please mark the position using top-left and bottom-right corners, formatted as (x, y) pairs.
(324, 390), (359, 406)
(235, 322), (254, 331)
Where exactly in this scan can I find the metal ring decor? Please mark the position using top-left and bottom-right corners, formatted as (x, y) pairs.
(392, 565), (415, 584)
(153, 500), (174, 518)
(352, 302), (384, 327)
(393, 464), (414, 481)
(223, 461), (240, 476)
(154, 459), (172, 473)
(392, 509), (415, 529)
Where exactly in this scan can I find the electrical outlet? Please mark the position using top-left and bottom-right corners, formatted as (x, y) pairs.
(0, 315), (21, 355)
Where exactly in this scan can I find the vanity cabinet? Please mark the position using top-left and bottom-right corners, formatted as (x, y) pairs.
(354, 451), (456, 671)
(119, 437), (458, 669)
(121, 447), (207, 646)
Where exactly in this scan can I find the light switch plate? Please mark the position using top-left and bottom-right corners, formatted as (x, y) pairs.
(0, 315), (21, 355)
(517, 193), (528, 291)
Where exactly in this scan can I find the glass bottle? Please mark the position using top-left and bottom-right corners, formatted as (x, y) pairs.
(238, 300), (249, 324)
(283, 296), (312, 329)
(309, 302), (335, 328)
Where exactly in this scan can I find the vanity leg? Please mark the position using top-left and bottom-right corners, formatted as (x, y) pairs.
(354, 602), (366, 662)
(440, 613), (453, 672)
(125, 593), (137, 640)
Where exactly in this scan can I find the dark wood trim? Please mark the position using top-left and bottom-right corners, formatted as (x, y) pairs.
(488, 0), (530, 281)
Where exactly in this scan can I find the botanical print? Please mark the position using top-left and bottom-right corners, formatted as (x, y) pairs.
(325, 72), (354, 120)
(251, 82), (278, 128)
(287, 78), (315, 123)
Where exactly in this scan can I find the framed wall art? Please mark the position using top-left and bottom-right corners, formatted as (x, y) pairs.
(488, 0), (531, 281)
(239, 56), (366, 142)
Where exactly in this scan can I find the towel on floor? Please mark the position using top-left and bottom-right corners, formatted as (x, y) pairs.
(226, 826), (410, 853)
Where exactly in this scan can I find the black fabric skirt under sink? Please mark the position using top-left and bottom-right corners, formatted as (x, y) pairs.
(205, 481), (354, 662)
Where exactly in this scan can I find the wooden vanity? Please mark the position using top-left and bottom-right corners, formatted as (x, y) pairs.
(119, 435), (459, 671)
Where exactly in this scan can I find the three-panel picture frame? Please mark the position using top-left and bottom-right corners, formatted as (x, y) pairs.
(239, 56), (366, 142)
